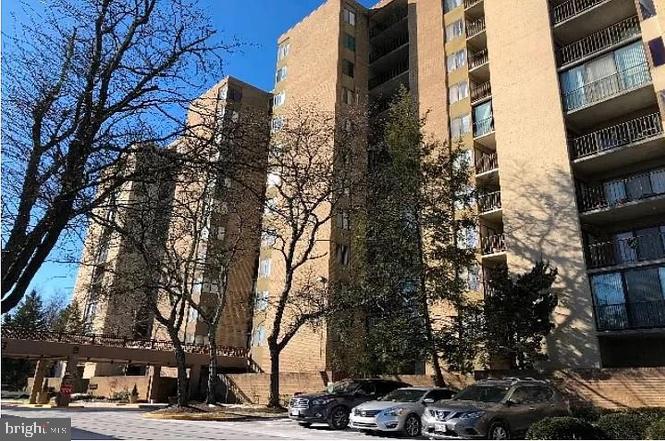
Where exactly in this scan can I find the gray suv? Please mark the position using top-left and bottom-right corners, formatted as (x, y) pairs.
(421, 378), (569, 440)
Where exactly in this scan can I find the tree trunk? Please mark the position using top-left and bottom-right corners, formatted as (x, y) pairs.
(170, 335), (189, 407)
(423, 306), (446, 387)
(267, 344), (281, 408)
(206, 331), (218, 405)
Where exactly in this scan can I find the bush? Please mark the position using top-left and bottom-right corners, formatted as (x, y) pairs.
(646, 418), (665, 440)
(571, 404), (602, 422)
(526, 417), (600, 440)
(597, 412), (658, 439)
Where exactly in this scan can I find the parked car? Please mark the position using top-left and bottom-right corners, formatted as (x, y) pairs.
(421, 378), (570, 440)
(350, 387), (456, 437)
(1, 384), (29, 400)
(288, 378), (411, 430)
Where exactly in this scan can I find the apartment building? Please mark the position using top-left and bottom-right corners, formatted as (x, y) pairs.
(71, 76), (271, 377)
(250, 0), (665, 372)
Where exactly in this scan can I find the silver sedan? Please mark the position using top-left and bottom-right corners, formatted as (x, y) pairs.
(350, 387), (456, 437)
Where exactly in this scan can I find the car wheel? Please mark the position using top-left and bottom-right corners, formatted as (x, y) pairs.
(404, 414), (421, 437)
(488, 421), (510, 440)
(328, 406), (350, 430)
(298, 423), (312, 428)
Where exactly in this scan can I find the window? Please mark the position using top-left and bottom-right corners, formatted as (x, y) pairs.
(450, 113), (472, 138)
(251, 325), (267, 346)
(649, 38), (665, 66)
(425, 389), (455, 401)
(342, 87), (356, 105)
(336, 244), (350, 265)
(344, 33), (356, 51)
(227, 86), (242, 101)
(259, 259), (272, 277)
(262, 231), (277, 246)
(255, 291), (269, 311)
(277, 41), (290, 60)
(343, 8), (356, 26)
(453, 148), (473, 171)
(444, 0), (463, 13)
(447, 49), (467, 72)
(275, 66), (287, 83)
(640, 0), (657, 19)
(273, 92), (286, 107)
(445, 20), (464, 42)
(449, 80), (469, 104)
(342, 59), (355, 77)
(337, 211), (350, 230)
(457, 226), (478, 249)
(464, 263), (481, 291)
(271, 116), (284, 132)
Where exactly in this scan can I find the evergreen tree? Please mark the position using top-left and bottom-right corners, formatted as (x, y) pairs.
(1, 290), (49, 388)
(484, 261), (558, 369)
(52, 300), (86, 334)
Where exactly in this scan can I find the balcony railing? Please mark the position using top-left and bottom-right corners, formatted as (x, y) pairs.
(464, 0), (483, 9)
(570, 112), (664, 160)
(478, 190), (501, 213)
(369, 60), (409, 90)
(475, 151), (498, 174)
(466, 17), (486, 38)
(469, 49), (489, 70)
(481, 233), (506, 255)
(551, 0), (607, 25)
(474, 116), (494, 137)
(596, 300), (665, 331)
(369, 8), (408, 38)
(578, 167), (665, 212)
(586, 232), (665, 269)
(562, 62), (651, 111)
(370, 33), (409, 63)
(471, 81), (491, 103)
(558, 16), (641, 66)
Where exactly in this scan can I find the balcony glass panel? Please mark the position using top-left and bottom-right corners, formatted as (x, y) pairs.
(590, 266), (665, 330)
(473, 100), (493, 137)
(560, 41), (650, 111)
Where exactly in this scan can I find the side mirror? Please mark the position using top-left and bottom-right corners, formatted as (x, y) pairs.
(423, 398), (435, 404)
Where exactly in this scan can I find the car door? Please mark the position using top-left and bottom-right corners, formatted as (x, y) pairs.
(519, 386), (551, 430)
(504, 386), (535, 433)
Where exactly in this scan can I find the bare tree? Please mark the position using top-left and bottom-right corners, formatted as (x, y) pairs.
(261, 106), (366, 407)
(1, 0), (232, 313)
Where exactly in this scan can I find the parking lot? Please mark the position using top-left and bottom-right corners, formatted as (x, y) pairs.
(1, 405), (394, 440)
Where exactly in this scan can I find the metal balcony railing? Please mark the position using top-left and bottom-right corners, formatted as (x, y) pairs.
(370, 33), (409, 63)
(558, 16), (641, 66)
(471, 81), (491, 102)
(474, 116), (494, 137)
(369, 60), (409, 90)
(466, 17), (486, 38)
(578, 167), (665, 212)
(464, 0), (483, 9)
(562, 62), (651, 111)
(586, 231), (665, 268)
(551, 0), (607, 25)
(570, 112), (663, 160)
(469, 49), (489, 70)
(596, 300), (665, 331)
(481, 233), (506, 255)
(478, 190), (501, 213)
(475, 151), (498, 174)
(369, 8), (408, 38)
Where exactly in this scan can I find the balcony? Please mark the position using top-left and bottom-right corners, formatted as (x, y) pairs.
(551, 0), (608, 25)
(370, 33), (409, 64)
(471, 81), (491, 104)
(466, 17), (487, 47)
(481, 233), (506, 257)
(478, 190), (501, 216)
(469, 49), (489, 70)
(370, 7), (408, 39)
(570, 112), (664, 174)
(551, 0), (637, 44)
(558, 16), (640, 68)
(464, 0), (483, 9)
(369, 60), (409, 91)
(596, 300), (665, 331)
(586, 231), (665, 269)
(475, 151), (498, 175)
(473, 116), (494, 138)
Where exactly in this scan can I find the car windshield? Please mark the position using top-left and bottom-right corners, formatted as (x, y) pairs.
(380, 389), (425, 402)
(454, 385), (509, 403)
(326, 380), (359, 394)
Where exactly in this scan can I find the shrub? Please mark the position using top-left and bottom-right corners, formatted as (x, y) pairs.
(526, 417), (600, 440)
(571, 404), (602, 422)
(646, 418), (665, 440)
(597, 412), (657, 439)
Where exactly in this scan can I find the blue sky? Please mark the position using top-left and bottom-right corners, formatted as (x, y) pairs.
(2, 0), (375, 304)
